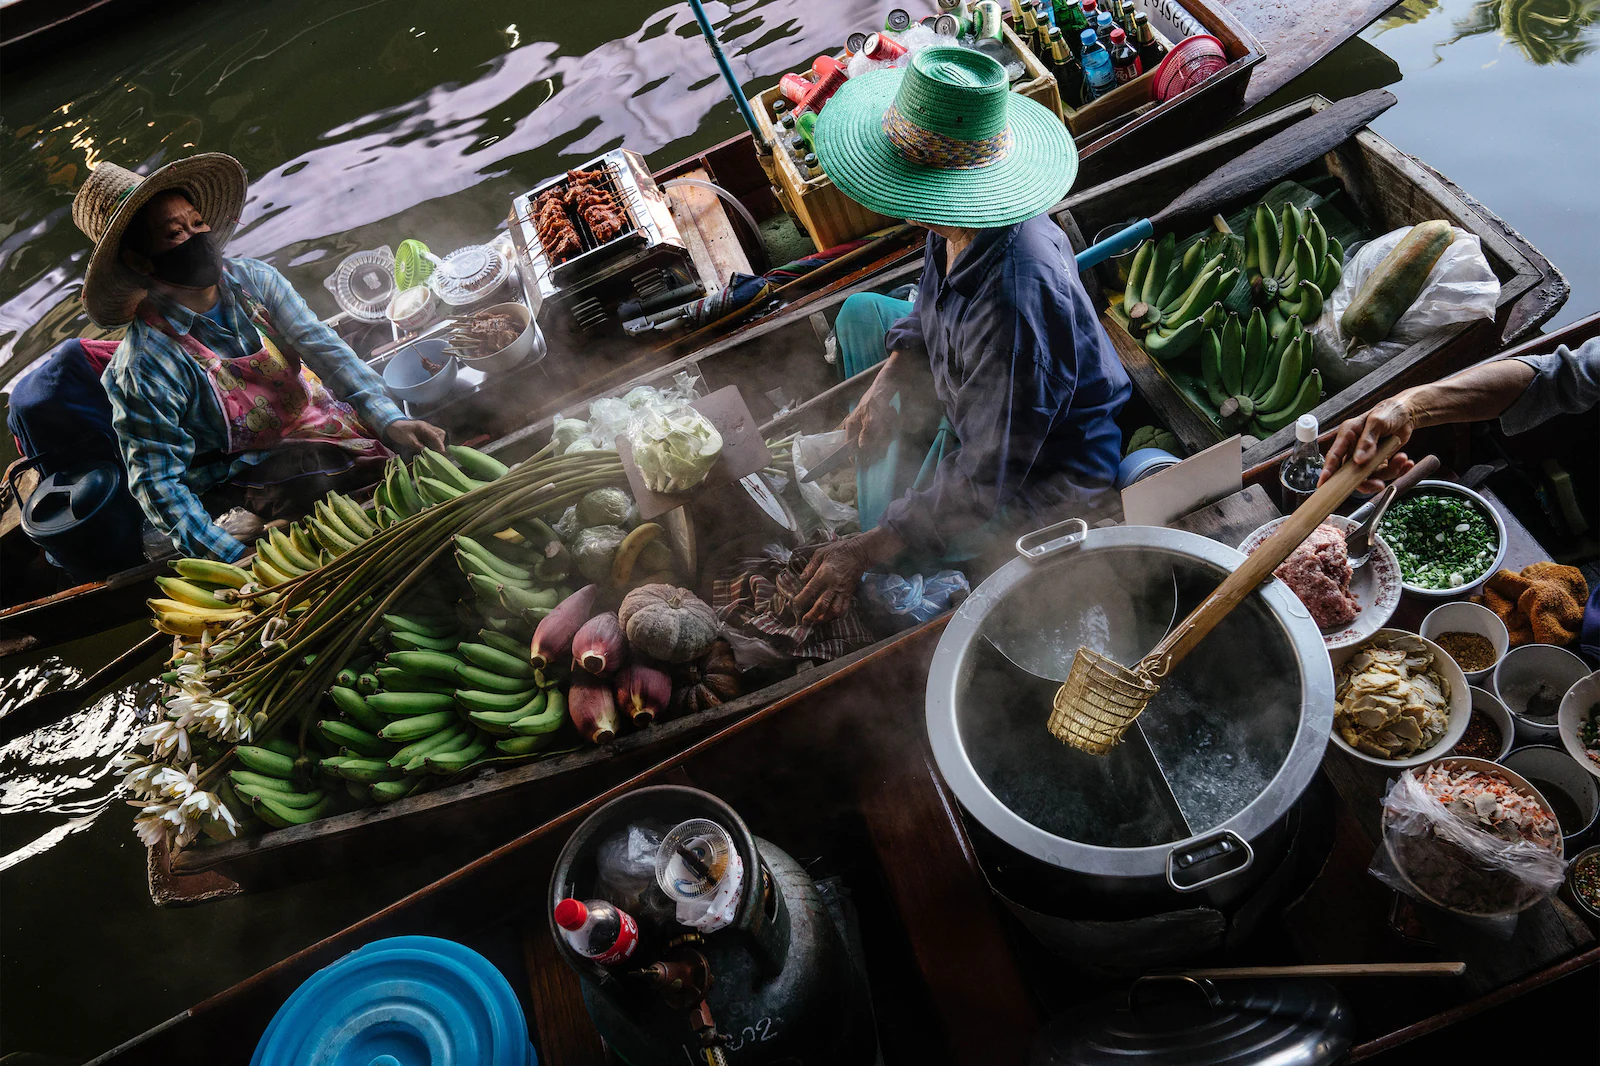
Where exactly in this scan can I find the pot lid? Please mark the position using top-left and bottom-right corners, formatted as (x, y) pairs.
(22, 463), (123, 536)
(1031, 976), (1352, 1066)
(249, 936), (531, 1066)
(324, 245), (396, 322)
(926, 524), (1333, 879)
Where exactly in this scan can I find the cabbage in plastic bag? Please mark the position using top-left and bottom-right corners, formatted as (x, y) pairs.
(627, 404), (724, 493)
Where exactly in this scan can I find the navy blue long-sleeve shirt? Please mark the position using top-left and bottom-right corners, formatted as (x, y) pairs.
(881, 215), (1130, 557)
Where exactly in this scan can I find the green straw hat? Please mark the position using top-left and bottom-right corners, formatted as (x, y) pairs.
(814, 46), (1077, 228)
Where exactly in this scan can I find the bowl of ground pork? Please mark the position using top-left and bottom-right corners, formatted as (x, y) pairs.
(1239, 513), (1401, 650)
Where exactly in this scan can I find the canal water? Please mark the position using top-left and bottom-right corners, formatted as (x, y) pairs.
(1, 0), (1596, 1057)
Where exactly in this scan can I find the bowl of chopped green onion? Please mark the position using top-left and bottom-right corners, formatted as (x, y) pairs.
(1377, 481), (1506, 599)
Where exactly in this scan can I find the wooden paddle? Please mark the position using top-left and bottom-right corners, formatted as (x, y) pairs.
(1074, 89), (1398, 271)
(0, 631), (168, 745)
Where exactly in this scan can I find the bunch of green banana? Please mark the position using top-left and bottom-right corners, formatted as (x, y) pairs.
(227, 736), (332, 829)
(375, 446), (507, 524)
(455, 532), (566, 623)
(247, 492), (376, 588)
(1201, 311), (1324, 440)
(1122, 233), (1237, 358)
(1246, 203), (1342, 337)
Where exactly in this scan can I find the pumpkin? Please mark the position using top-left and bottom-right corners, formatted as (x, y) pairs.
(620, 583), (719, 663)
(671, 640), (742, 715)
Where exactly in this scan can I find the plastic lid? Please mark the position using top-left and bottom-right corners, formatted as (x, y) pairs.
(1295, 414), (1319, 442)
(1081, 28), (1097, 46)
(430, 245), (508, 307)
(1098, 11), (1112, 25)
(553, 898), (587, 930)
(1111, 27), (1126, 42)
(22, 464), (122, 535)
(1152, 34), (1229, 102)
(249, 936), (533, 1066)
(323, 246), (395, 323)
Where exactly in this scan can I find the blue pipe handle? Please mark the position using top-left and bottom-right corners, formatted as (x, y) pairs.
(686, 0), (767, 150)
(1074, 217), (1153, 272)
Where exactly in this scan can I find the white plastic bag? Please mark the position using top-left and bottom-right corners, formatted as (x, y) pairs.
(791, 431), (859, 532)
(1311, 225), (1500, 392)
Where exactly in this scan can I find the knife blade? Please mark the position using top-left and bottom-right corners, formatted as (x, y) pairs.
(799, 442), (855, 484)
(739, 473), (796, 531)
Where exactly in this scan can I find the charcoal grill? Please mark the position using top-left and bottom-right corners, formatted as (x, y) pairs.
(508, 149), (696, 332)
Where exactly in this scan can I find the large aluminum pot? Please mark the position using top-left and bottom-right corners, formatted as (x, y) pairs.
(926, 519), (1334, 918)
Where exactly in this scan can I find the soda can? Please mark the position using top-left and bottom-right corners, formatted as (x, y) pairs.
(972, 0), (1004, 41)
(933, 13), (961, 34)
(862, 32), (909, 60)
(846, 31), (868, 54)
(936, 0), (966, 11)
(884, 8), (912, 32)
(778, 72), (813, 105)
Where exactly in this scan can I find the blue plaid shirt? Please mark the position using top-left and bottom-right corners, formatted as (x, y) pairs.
(103, 258), (402, 561)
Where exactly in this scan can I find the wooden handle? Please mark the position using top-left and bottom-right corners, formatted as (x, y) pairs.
(1388, 453), (1440, 497)
(1176, 962), (1466, 979)
(1144, 435), (1403, 674)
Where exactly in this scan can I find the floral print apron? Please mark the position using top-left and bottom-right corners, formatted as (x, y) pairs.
(140, 286), (392, 486)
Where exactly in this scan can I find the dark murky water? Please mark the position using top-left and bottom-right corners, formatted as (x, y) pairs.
(1, 0), (1596, 1057)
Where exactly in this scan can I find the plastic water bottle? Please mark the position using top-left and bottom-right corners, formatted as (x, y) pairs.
(553, 897), (640, 964)
(1080, 29), (1116, 100)
(1279, 414), (1323, 509)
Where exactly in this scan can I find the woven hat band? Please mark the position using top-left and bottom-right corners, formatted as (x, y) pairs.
(882, 104), (1013, 170)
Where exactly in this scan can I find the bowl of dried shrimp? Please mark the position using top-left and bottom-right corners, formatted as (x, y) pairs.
(1328, 629), (1470, 768)
(446, 302), (541, 374)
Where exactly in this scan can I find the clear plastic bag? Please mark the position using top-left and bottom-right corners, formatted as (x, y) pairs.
(1311, 225), (1501, 392)
(791, 431), (858, 532)
(1370, 766), (1566, 936)
(861, 570), (971, 630)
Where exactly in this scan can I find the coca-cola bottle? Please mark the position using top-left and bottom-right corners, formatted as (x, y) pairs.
(553, 898), (640, 964)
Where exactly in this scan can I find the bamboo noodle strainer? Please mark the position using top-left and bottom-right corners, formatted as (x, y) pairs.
(1048, 436), (1403, 753)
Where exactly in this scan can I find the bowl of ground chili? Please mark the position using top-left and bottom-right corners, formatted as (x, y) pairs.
(1451, 687), (1514, 761)
(1422, 601), (1510, 683)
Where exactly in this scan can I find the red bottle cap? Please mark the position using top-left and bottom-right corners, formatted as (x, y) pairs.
(1110, 27), (1127, 43)
(553, 898), (588, 930)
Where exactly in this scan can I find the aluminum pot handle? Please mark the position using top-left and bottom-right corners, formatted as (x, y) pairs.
(1128, 974), (1222, 1012)
(1015, 518), (1088, 562)
(1166, 829), (1254, 893)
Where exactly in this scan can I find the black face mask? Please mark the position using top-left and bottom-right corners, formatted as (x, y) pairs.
(146, 231), (222, 288)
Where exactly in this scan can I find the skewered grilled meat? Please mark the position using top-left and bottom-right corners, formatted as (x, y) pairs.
(533, 189), (580, 262)
(562, 171), (628, 243)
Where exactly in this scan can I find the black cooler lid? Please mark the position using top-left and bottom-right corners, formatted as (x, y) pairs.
(1031, 976), (1352, 1066)
(22, 462), (124, 536)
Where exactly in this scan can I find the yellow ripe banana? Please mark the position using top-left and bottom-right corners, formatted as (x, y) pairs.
(258, 536), (308, 579)
(154, 576), (233, 610)
(309, 514), (358, 557)
(610, 522), (664, 587)
(147, 597), (250, 621)
(315, 499), (363, 546)
(172, 558), (252, 589)
(290, 524), (323, 563)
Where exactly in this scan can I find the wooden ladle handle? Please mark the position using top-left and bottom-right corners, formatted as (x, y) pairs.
(1141, 435), (1403, 677)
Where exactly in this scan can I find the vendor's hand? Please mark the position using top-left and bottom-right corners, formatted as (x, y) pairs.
(1319, 395), (1417, 494)
(839, 383), (897, 462)
(791, 527), (904, 624)
(386, 418), (447, 456)
(217, 507), (265, 546)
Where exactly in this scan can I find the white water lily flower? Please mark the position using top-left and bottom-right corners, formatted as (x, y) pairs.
(150, 764), (199, 802)
(115, 752), (167, 797)
(128, 798), (197, 848)
(180, 788), (239, 840)
(189, 698), (252, 743)
(139, 719), (191, 763)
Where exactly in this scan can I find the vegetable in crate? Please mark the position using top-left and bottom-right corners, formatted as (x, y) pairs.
(1341, 220), (1454, 345)
(1201, 312), (1323, 439)
(575, 487), (633, 529)
(572, 525), (629, 583)
(1246, 202), (1342, 335)
(620, 584), (720, 663)
(1121, 232), (1234, 358)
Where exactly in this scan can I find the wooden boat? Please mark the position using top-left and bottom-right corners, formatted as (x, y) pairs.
(0, 0), (168, 63)
(141, 91), (1572, 905)
(89, 483), (1598, 1063)
(0, 0), (1439, 658)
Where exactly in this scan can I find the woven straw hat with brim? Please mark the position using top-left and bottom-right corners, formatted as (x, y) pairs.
(71, 153), (248, 327)
(814, 46), (1077, 229)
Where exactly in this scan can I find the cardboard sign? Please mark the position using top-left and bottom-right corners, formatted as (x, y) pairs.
(1120, 435), (1243, 528)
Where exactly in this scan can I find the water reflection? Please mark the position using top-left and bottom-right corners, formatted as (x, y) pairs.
(0, 0), (875, 386)
(1445, 0), (1600, 64)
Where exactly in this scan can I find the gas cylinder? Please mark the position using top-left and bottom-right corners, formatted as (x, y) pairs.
(548, 786), (876, 1064)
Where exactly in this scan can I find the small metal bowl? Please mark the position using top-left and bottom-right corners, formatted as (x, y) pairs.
(1497, 643), (1589, 746)
(1381, 480), (1507, 599)
(1565, 845), (1600, 926)
(383, 338), (457, 405)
